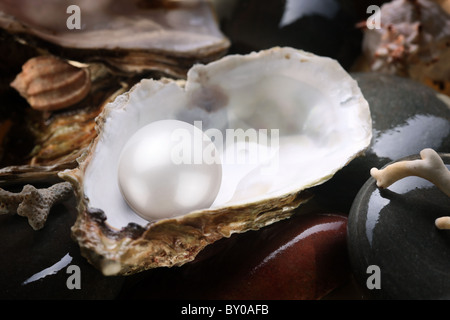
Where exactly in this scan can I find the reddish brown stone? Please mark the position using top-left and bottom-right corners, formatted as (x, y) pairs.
(208, 213), (350, 300)
(120, 213), (351, 300)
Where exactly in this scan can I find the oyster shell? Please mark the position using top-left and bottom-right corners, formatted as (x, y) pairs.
(0, 0), (230, 79)
(61, 47), (372, 276)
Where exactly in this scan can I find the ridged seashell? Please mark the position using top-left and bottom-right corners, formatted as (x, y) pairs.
(10, 55), (91, 111)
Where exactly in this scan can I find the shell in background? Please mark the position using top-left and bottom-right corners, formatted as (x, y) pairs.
(0, 60), (125, 187)
(361, 0), (450, 95)
(0, 0), (230, 79)
(10, 55), (91, 112)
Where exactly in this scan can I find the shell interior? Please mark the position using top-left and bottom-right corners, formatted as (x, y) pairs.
(80, 47), (372, 230)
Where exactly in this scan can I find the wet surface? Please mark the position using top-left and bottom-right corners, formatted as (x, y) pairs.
(119, 212), (351, 300)
(315, 73), (450, 214)
(220, 0), (365, 70)
(347, 156), (450, 299)
(0, 1), (448, 301)
(0, 188), (124, 299)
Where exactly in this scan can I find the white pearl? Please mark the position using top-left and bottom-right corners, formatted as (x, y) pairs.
(117, 120), (222, 221)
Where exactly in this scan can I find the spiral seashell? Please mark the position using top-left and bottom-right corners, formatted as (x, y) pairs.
(10, 55), (91, 111)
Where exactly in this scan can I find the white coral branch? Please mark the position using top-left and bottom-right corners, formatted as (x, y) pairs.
(370, 148), (450, 230)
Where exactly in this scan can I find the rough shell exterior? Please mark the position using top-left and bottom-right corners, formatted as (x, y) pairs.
(66, 168), (313, 276)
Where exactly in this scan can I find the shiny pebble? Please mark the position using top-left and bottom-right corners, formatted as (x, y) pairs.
(120, 213), (351, 300)
(217, 0), (364, 69)
(348, 153), (450, 299)
(118, 119), (222, 221)
(313, 73), (450, 213)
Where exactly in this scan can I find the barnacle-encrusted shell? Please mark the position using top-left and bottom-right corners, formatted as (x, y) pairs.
(61, 47), (372, 276)
(361, 0), (450, 95)
(10, 55), (91, 111)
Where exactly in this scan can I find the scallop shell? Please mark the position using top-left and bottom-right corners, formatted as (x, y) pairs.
(0, 60), (125, 187)
(60, 47), (372, 276)
(10, 55), (91, 111)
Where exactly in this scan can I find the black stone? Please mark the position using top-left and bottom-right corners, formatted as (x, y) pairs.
(220, 0), (364, 70)
(0, 189), (125, 299)
(347, 154), (450, 300)
(312, 72), (450, 214)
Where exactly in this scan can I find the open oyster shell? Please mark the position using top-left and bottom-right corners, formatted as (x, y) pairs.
(61, 47), (372, 276)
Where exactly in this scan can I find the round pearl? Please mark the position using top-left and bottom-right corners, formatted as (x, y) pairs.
(117, 120), (222, 221)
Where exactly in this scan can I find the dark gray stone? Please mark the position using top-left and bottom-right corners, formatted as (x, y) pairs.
(347, 154), (450, 300)
(312, 73), (450, 214)
(220, 0), (363, 70)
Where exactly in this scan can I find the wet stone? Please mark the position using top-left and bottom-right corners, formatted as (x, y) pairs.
(218, 0), (364, 70)
(0, 186), (125, 299)
(347, 154), (450, 300)
(312, 72), (450, 214)
(119, 213), (351, 300)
